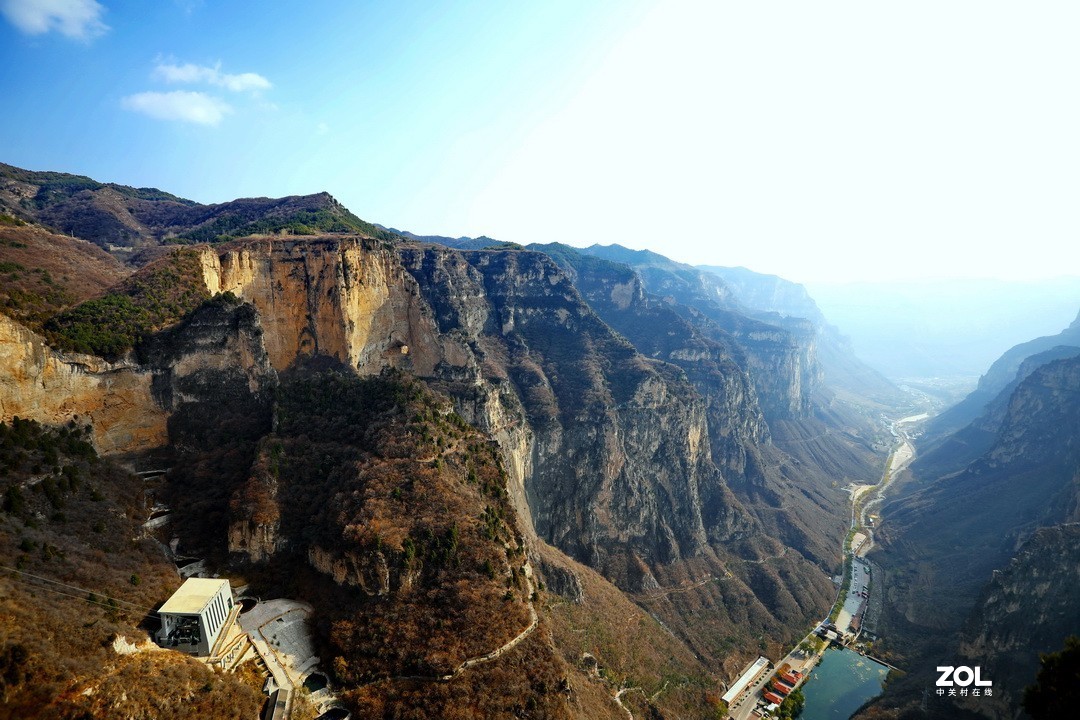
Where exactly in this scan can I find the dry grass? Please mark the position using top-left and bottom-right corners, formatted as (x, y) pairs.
(0, 418), (262, 719)
(0, 225), (127, 329)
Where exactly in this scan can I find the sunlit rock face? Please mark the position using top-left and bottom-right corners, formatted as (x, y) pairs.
(0, 312), (166, 453)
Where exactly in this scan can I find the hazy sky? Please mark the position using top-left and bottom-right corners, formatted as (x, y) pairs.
(3, 0), (1078, 283)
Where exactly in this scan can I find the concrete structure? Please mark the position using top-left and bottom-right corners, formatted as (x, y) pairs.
(722, 656), (770, 705)
(157, 578), (234, 656)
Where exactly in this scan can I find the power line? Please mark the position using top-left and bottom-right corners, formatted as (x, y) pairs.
(1, 575), (156, 616)
(0, 564), (149, 610)
(0, 564), (158, 615)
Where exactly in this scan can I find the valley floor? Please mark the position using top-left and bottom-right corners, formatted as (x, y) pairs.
(726, 415), (918, 720)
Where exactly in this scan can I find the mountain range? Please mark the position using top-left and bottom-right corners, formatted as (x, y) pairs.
(0, 163), (900, 718)
(2, 162), (1076, 720)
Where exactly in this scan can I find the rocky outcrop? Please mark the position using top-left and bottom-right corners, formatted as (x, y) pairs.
(0, 289), (278, 458)
(955, 524), (1080, 718)
(308, 544), (396, 596)
(581, 244), (819, 421)
(196, 237), (445, 374)
(0, 313), (167, 453)
(398, 245), (757, 584)
(722, 313), (818, 418)
(530, 243), (770, 484)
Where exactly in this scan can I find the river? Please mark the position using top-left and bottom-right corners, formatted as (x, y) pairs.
(799, 647), (889, 720)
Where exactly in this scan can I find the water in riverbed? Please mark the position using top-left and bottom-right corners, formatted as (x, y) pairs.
(800, 647), (889, 720)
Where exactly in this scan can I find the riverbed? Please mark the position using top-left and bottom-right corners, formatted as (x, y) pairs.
(800, 647), (889, 720)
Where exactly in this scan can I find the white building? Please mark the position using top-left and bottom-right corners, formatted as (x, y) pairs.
(722, 656), (770, 706)
(156, 578), (234, 656)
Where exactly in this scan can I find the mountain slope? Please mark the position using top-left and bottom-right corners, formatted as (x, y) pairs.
(0, 222), (128, 329)
(0, 166), (900, 717)
(0, 231), (844, 717)
(699, 264), (905, 408)
(925, 310), (1080, 441)
(879, 356), (1080, 627)
(583, 244), (818, 421)
(530, 242), (870, 567)
(0, 418), (264, 719)
(0, 162), (396, 259)
(860, 354), (1080, 720)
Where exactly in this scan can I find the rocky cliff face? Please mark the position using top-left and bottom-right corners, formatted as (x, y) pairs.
(397, 245), (757, 582)
(530, 244), (770, 483)
(0, 288), (276, 452)
(581, 244), (819, 421)
(0, 313), (167, 453)
(198, 237), (445, 375)
(956, 524), (1080, 719)
(0, 232), (843, 699)
(879, 356), (1080, 632)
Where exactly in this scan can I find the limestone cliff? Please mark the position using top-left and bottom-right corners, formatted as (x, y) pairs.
(530, 244), (769, 482)
(0, 312), (166, 453)
(397, 245), (755, 581)
(1, 234), (837, 681)
(581, 244), (820, 420)
(198, 237), (445, 375)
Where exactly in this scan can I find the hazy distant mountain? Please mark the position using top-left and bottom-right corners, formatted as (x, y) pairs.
(697, 265), (826, 324)
(807, 278), (1080, 380)
(923, 310), (1080, 442)
(699, 265), (905, 406)
(377, 226), (513, 250)
(583, 244), (741, 309)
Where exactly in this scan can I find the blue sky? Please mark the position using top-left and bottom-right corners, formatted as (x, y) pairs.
(3, 0), (1080, 283)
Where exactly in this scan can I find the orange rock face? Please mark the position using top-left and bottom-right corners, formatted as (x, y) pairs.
(0, 314), (168, 453)
(201, 237), (447, 375)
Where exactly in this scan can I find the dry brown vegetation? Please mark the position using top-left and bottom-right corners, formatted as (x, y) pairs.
(217, 370), (585, 715)
(0, 418), (262, 720)
(344, 622), (586, 720)
(0, 225), (127, 330)
(537, 544), (727, 719)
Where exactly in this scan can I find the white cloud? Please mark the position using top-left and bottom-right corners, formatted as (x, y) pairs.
(153, 61), (271, 92)
(121, 91), (232, 126)
(0, 0), (108, 40)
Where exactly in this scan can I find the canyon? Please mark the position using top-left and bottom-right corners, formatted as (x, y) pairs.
(3, 163), (1077, 720)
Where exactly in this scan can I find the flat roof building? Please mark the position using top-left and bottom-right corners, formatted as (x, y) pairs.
(722, 656), (770, 705)
(157, 578), (234, 657)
